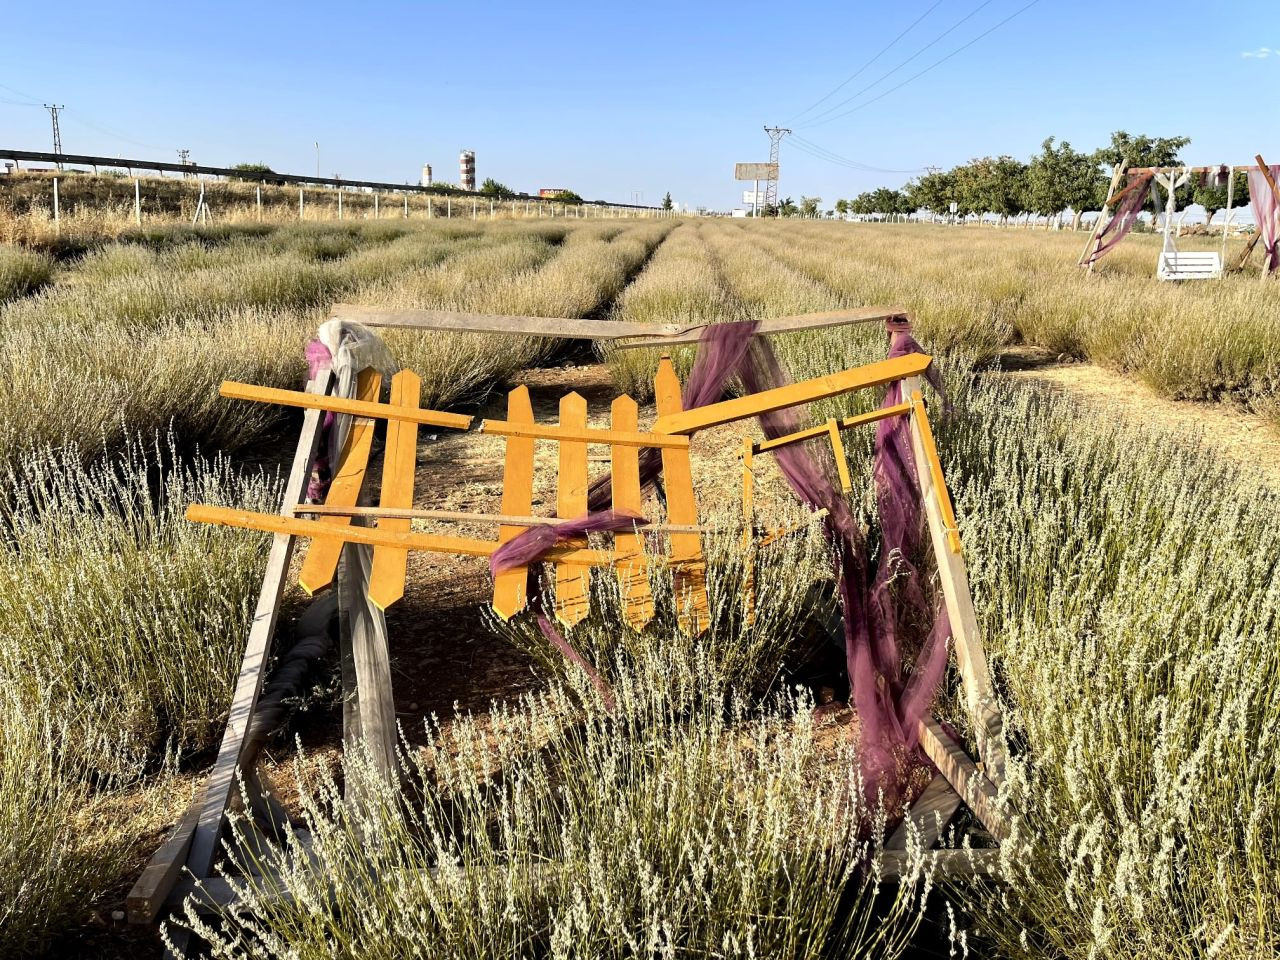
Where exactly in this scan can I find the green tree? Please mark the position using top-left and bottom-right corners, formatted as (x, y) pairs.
(777, 197), (798, 217)
(833, 198), (850, 217)
(904, 170), (955, 216)
(549, 190), (583, 204)
(1093, 130), (1191, 171)
(1193, 170), (1250, 228)
(662, 191), (673, 210)
(229, 162), (274, 181)
(954, 156), (1027, 221)
(479, 178), (516, 199)
(1026, 137), (1103, 229)
(799, 196), (822, 218)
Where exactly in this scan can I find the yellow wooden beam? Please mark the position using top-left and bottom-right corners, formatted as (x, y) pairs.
(220, 380), (472, 431)
(826, 418), (852, 494)
(479, 419), (688, 449)
(654, 357), (708, 634)
(611, 395), (654, 630)
(555, 392), (591, 627)
(654, 353), (931, 436)
(750, 402), (912, 454)
(297, 369), (381, 595)
(909, 390), (961, 554)
(367, 370), (420, 611)
(493, 386), (537, 621)
(188, 504), (617, 569)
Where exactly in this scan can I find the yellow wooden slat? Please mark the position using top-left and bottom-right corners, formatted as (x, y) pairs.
(367, 370), (421, 610)
(750, 402), (911, 455)
(492, 387), (536, 620)
(188, 504), (617, 566)
(910, 389), (962, 554)
(653, 353), (931, 436)
(611, 395), (654, 630)
(297, 369), (382, 595)
(654, 357), (708, 634)
(826, 418), (853, 494)
(480, 419), (689, 449)
(555, 392), (590, 627)
(220, 380), (471, 431)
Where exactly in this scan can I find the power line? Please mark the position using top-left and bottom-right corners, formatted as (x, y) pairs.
(798, 0), (997, 127)
(801, 0), (1043, 129)
(786, 0), (946, 125)
(788, 134), (924, 174)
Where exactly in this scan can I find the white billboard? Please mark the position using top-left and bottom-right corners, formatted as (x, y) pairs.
(742, 190), (766, 207)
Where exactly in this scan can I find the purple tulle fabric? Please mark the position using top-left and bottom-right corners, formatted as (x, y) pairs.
(305, 339), (335, 502)
(489, 511), (647, 574)
(1086, 172), (1154, 265)
(1249, 166), (1280, 273)
(494, 320), (951, 804)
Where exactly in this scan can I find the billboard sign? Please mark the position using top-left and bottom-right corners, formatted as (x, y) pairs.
(742, 190), (766, 206)
(735, 162), (778, 181)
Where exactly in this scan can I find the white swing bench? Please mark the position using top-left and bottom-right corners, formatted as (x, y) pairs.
(1157, 247), (1222, 281)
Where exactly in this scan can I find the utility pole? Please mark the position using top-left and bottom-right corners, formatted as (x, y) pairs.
(177, 149), (191, 179)
(763, 126), (790, 215)
(315, 142), (320, 179)
(44, 104), (64, 169)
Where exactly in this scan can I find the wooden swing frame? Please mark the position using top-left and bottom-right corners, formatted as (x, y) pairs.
(129, 306), (1010, 947)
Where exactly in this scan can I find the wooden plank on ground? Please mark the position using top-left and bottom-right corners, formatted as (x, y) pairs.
(654, 353), (931, 436)
(493, 386), (536, 620)
(339, 538), (398, 783)
(879, 847), (1001, 880)
(555, 392), (590, 627)
(127, 800), (200, 923)
(331, 303), (910, 348)
(183, 370), (333, 886)
(885, 774), (964, 851)
(220, 380), (470, 430)
(654, 357), (708, 634)
(297, 369), (382, 596)
(917, 718), (1007, 843)
(367, 370), (421, 610)
(611, 394), (653, 630)
(902, 377), (1007, 785)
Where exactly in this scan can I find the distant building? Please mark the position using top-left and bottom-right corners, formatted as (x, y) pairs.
(421, 164), (432, 187)
(459, 150), (475, 192)
(539, 188), (570, 198)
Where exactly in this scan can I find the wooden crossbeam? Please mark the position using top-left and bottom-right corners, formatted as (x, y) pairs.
(826, 418), (852, 494)
(917, 719), (1007, 842)
(297, 370), (382, 596)
(909, 390), (961, 555)
(493, 386), (536, 621)
(611, 395), (654, 630)
(367, 370), (420, 610)
(479, 418), (689, 449)
(749, 403), (911, 455)
(188, 505), (616, 567)
(654, 357), (708, 634)
(903, 376), (1007, 787)
(885, 774), (964, 851)
(654, 353), (931, 436)
(293, 504), (701, 533)
(331, 303), (910, 348)
(555, 392), (591, 627)
(220, 380), (472, 431)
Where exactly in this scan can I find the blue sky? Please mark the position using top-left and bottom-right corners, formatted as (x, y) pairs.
(1, 1), (1275, 209)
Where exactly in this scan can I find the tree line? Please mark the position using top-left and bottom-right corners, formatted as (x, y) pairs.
(812, 131), (1253, 227)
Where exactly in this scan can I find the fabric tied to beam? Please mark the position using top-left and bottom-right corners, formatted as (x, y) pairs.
(493, 318), (951, 808)
(1248, 166), (1280, 272)
(1086, 172), (1154, 265)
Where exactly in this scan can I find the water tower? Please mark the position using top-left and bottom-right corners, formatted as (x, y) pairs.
(421, 164), (433, 187)
(459, 150), (476, 192)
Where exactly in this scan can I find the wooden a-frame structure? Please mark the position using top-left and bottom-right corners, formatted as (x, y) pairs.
(130, 306), (1010, 949)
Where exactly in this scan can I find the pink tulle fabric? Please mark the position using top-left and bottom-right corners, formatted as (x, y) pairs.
(1248, 166), (1280, 273)
(1086, 172), (1154, 265)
